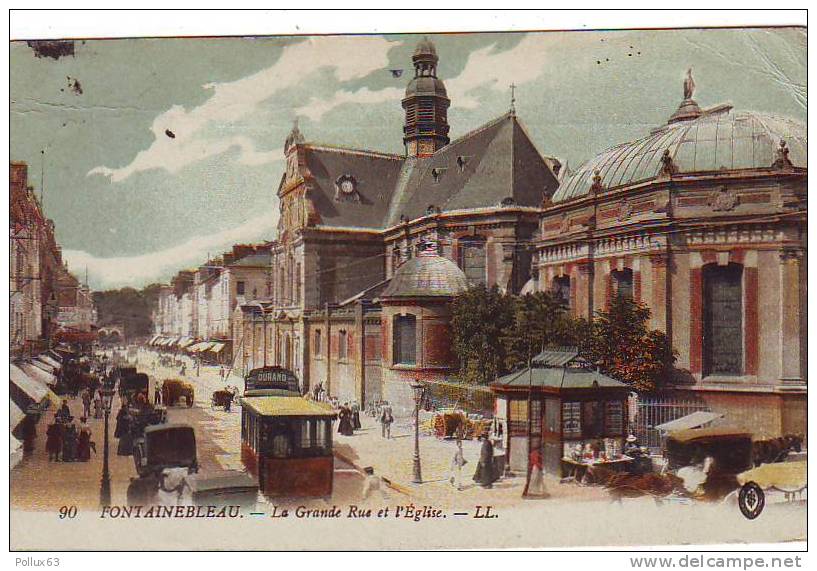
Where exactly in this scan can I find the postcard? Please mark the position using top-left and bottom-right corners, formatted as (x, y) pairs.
(9, 21), (807, 551)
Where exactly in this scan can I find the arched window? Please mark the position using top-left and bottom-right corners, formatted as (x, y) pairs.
(611, 268), (634, 300)
(338, 330), (348, 361)
(458, 238), (486, 287)
(703, 263), (743, 376)
(393, 314), (417, 365)
(552, 275), (571, 307)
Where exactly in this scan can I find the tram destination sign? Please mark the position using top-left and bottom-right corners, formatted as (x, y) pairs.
(244, 366), (300, 393)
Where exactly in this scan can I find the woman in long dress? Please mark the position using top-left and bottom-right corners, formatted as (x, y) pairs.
(337, 405), (354, 436)
(524, 448), (548, 498)
(77, 420), (93, 462)
(473, 434), (498, 488)
(115, 409), (133, 456)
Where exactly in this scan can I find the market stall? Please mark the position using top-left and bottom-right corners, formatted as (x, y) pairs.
(491, 348), (631, 476)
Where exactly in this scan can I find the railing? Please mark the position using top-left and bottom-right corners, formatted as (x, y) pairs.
(631, 395), (711, 453)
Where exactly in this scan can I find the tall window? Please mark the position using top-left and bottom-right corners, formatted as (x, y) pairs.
(611, 268), (633, 300)
(393, 314), (417, 365)
(458, 239), (486, 287)
(552, 275), (571, 307)
(314, 329), (322, 357)
(338, 330), (348, 360)
(703, 263), (743, 376)
(236, 281), (245, 295)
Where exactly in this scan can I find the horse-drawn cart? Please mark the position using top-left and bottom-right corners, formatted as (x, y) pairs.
(211, 386), (238, 409)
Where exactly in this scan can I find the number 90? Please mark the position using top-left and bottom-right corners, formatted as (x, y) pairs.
(58, 505), (77, 519)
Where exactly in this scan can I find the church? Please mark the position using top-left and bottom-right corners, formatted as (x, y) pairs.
(233, 38), (806, 433)
(234, 37), (560, 414)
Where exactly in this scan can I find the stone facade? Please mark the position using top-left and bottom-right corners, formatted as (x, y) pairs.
(10, 161), (92, 355)
(535, 86), (806, 436)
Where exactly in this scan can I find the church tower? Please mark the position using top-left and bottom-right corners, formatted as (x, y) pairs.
(402, 37), (450, 157)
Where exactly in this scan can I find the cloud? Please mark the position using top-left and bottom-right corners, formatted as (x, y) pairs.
(295, 86), (404, 122)
(87, 36), (400, 182)
(447, 34), (562, 109)
(62, 208), (278, 289)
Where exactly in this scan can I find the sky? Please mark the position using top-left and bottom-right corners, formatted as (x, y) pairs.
(10, 28), (806, 290)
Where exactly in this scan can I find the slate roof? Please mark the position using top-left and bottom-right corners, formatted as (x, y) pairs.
(296, 112), (559, 230)
(302, 146), (404, 229)
(385, 112), (559, 226)
(492, 366), (628, 390)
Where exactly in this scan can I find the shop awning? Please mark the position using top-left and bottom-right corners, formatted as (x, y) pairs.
(10, 364), (51, 406)
(193, 342), (215, 353)
(655, 411), (724, 433)
(19, 362), (58, 388)
(36, 354), (63, 370)
(10, 399), (25, 432)
(148, 334), (161, 345)
(178, 337), (195, 348)
(208, 343), (225, 354)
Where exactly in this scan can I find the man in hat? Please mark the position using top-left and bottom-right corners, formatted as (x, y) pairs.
(623, 434), (640, 457)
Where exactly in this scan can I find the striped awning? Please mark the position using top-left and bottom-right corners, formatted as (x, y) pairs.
(18, 362), (58, 388)
(10, 364), (51, 406)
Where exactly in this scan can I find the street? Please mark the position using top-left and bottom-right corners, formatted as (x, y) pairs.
(11, 346), (806, 550)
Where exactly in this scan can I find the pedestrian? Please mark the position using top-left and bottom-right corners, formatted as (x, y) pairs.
(450, 439), (468, 490)
(379, 401), (393, 439)
(82, 388), (92, 419)
(21, 414), (37, 453)
(524, 447), (548, 498)
(351, 401), (361, 431)
(56, 399), (71, 422)
(116, 409), (133, 456)
(224, 392), (232, 413)
(46, 417), (63, 461)
(77, 417), (93, 462)
(153, 380), (162, 405)
(219, 366), (225, 380)
(93, 394), (103, 419)
(473, 432), (498, 489)
(361, 466), (387, 502)
(62, 420), (78, 462)
(338, 403), (354, 436)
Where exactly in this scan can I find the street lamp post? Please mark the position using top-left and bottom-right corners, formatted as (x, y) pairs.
(99, 385), (115, 507)
(410, 380), (426, 484)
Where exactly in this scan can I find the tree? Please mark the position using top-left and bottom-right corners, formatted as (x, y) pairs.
(503, 291), (583, 373)
(580, 296), (676, 393)
(451, 286), (515, 385)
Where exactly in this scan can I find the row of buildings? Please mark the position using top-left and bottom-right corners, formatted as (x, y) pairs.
(10, 161), (97, 357)
(151, 39), (806, 436)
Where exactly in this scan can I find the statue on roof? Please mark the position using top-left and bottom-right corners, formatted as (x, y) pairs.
(683, 67), (696, 100)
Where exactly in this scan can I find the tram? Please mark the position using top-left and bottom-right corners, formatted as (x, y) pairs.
(240, 367), (338, 497)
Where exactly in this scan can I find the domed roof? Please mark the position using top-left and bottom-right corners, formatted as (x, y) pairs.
(553, 107), (806, 203)
(381, 254), (467, 299)
(405, 75), (448, 98)
(414, 37), (437, 58)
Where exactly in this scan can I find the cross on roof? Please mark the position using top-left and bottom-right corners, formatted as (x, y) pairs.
(509, 83), (517, 115)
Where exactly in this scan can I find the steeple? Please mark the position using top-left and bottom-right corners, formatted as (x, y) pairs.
(402, 37), (451, 157)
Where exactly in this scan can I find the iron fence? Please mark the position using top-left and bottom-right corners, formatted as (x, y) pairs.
(631, 394), (711, 452)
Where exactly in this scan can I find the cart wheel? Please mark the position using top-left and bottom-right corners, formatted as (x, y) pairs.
(738, 482), (765, 520)
(187, 395), (194, 408)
